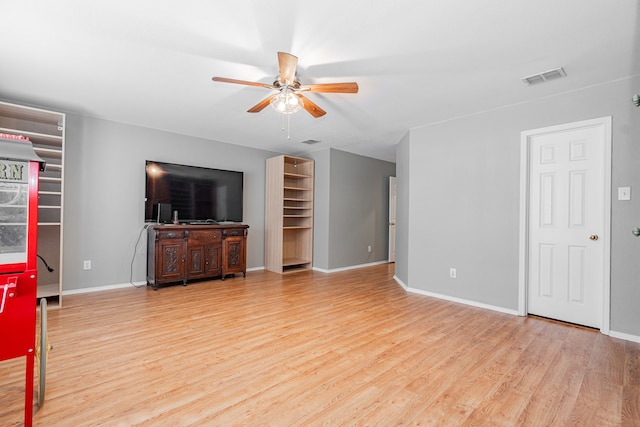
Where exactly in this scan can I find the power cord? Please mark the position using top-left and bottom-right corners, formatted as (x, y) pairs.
(130, 224), (151, 288)
(37, 254), (55, 272)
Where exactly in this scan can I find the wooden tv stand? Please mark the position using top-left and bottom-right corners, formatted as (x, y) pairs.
(146, 224), (249, 290)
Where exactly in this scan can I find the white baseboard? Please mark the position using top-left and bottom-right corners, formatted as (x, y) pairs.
(393, 276), (519, 316)
(63, 268), (267, 296)
(394, 275), (409, 290)
(312, 260), (389, 274)
(63, 281), (146, 295)
(393, 278), (640, 343)
(58, 270), (640, 345)
(609, 330), (640, 344)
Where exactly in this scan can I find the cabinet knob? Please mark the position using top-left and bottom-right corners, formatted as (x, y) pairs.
(589, 234), (599, 241)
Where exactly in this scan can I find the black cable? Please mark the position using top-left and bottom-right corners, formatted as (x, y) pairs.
(130, 224), (151, 288)
(37, 254), (55, 272)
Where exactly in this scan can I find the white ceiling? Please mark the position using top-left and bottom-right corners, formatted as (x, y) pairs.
(1, 1), (638, 163)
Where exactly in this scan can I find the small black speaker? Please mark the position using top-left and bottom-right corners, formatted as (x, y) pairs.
(155, 203), (172, 224)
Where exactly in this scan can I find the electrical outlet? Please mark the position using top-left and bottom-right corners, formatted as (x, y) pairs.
(367, 245), (372, 253)
(449, 267), (457, 278)
(83, 260), (91, 270)
(618, 186), (631, 201)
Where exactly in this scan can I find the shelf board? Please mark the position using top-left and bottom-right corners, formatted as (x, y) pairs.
(283, 226), (312, 230)
(0, 126), (62, 144)
(0, 101), (63, 124)
(284, 215), (312, 218)
(38, 222), (62, 226)
(34, 146), (63, 155)
(283, 198), (312, 202)
(38, 205), (61, 209)
(40, 177), (62, 183)
(43, 163), (63, 170)
(37, 283), (60, 298)
(282, 257), (312, 267)
(35, 150), (63, 162)
(284, 172), (312, 179)
(39, 191), (62, 196)
(284, 186), (312, 191)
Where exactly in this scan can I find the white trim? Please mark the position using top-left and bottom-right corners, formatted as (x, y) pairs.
(403, 284), (519, 316)
(518, 116), (612, 334)
(63, 281), (145, 295)
(609, 330), (640, 344)
(393, 275), (408, 290)
(518, 128), (529, 316)
(312, 260), (389, 274)
(64, 267), (267, 295)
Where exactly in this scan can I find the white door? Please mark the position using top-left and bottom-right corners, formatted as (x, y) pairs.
(388, 176), (397, 262)
(522, 118), (610, 329)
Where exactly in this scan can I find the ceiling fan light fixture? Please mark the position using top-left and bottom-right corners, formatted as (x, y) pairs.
(270, 88), (303, 114)
(212, 52), (356, 119)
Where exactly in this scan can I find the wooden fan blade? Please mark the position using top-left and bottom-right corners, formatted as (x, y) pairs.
(247, 95), (276, 113)
(212, 77), (275, 90)
(298, 94), (326, 118)
(277, 52), (298, 85)
(299, 82), (359, 93)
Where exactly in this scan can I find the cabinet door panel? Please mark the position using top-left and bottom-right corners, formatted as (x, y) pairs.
(186, 245), (205, 278)
(157, 240), (184, 282)
(205, 244), (222, 276)
(223, 235), (246, 274)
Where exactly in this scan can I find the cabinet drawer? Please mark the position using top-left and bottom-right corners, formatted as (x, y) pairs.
(187, 230), (222, 241)
(226, 228), (246, 237)
(156, 230), (185, 240)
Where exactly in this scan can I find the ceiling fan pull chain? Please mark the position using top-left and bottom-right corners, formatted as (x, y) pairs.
(287, 114), (291, 140)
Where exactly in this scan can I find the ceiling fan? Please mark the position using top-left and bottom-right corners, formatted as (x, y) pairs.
(212, 52), (358, 118)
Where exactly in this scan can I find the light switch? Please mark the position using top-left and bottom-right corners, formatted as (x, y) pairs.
(618, 187), (631, 201)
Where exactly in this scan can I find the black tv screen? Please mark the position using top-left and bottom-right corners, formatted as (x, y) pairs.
(145, 161), (243, 223)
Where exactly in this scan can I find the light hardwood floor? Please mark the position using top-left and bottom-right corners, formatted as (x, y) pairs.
(1, 264), (639, 426)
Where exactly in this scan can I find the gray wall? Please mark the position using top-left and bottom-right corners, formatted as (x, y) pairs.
(309, 149), (395, 270)
(61, 115), (394, 290)
(63, 114), (278, 290)
(309, 149), (330, 269)
(394, 132), (411, 284)
(397, 75), (640, 336)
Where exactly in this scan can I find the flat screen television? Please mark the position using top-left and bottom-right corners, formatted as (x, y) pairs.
(145, 160), (243, 223)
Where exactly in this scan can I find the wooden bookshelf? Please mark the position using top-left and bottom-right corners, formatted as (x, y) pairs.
(265, 155), (313, 273)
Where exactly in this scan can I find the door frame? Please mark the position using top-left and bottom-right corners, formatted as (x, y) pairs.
(518, 116), (612, 333)
(388, 176), (397, 263)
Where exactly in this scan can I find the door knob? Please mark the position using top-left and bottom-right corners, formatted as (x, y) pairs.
(589, 234), (599, 241)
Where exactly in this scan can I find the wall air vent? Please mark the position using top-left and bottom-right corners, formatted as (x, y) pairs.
(300, 139), (321, 145)
(521, 67), (567, 86)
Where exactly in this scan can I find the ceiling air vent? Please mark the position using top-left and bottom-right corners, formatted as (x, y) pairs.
(521, 67), (567, 86)
(300, 139), (321, 145)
